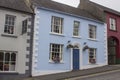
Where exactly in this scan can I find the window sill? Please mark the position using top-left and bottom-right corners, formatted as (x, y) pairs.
(88, 63), (98, 65)
(72, 36), (81, 39)
(0, 71), (18, 74)
(88, 38), (98, 41)
(49, 60), (64, 64)
(109, 29), (117, 32)
(1, 34), (17, 38)
(50, 32), (65, 37)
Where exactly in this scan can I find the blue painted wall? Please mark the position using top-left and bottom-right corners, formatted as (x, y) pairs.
(33, 8), (107, 75)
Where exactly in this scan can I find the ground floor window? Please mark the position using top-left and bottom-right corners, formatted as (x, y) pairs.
(50, 43), (63, 63)
(0, 51), (16, 71)
(89, 48), (96, 64)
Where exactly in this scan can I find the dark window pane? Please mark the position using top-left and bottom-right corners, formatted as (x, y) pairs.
(0, 52), (4, 61)
(0, 62), (3, 71)
(11, 53), (16, 61)
(4, 63), (9, 71)
(5, 53), (10, 61)
(11, 62), (15, 65)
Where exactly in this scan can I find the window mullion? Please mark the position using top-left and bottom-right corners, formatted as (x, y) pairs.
(50, 44), (52, 60)
(59, 18), (61, 34)
(9, 52), (12, 71)
(60, 45), (62, 60)
(3, 52), (5, 71)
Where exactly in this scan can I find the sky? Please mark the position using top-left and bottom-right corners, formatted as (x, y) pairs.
(52, 0), (120, 12)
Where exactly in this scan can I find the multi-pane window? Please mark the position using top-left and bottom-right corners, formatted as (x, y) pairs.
(89, 48), (96, 64)
(109, 18), (116, 31)
(0, 51), (16, 71)
(50, 44), (63, 63)
(51, 16), (63, 34)
(89, 25), (96, 39)
(73, 21), (80, 36)
(22, 19), (27, 34)
(4, 15), (16, 34)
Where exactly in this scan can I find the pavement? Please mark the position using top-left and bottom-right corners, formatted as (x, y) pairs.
(23, 65), (120, 80)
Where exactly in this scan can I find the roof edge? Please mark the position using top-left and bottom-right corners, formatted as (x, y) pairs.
(36, 6), (105, 24)
(0, 6), (34, 15)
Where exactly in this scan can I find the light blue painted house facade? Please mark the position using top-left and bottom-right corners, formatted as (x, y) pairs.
(31, 0), (107, 76)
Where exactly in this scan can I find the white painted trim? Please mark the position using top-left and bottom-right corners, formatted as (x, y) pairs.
(72, 36), (82, 39)
(49, 32), (65, 37)
(0, 71), (17, 73)
(32, 70), (70, 76)
(70, 48), (73, 70)
(80, 45), (83, 69)
(32, 7), (39, 75)
(87, 38), (98, 41)
(104, 23), (108, 65)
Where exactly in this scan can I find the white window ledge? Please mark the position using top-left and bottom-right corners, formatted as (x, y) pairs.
(1, 34), (17, 38)
(88, 38), (98, 41)
(49, 60), (64, 64)
(72, 36), (82, 39)
(0, 71), (17, 73)
(88, 63), (98, 65)
(50, 32), (65, 37)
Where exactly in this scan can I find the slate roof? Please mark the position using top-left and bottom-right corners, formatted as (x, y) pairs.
(89, 1), (120, 16)
(0, 0), (33, 14)
(31, 0), (103, 22)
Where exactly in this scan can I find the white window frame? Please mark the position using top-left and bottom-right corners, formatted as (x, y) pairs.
(49, 43), (63, 63)
(109, 18), (116, 31)
(4, 14), (16, 34)
(51, 16), (63, 34)
(0, 51), (17, 72)
(89, 24), (96, 39)
(89, 48), (96, 64)
(73, 21), (80, 37)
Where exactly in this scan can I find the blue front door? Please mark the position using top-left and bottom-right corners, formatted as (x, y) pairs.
(73, 49), (79, 70)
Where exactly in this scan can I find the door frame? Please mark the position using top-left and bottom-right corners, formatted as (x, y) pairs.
(108, 37), (119, 65)
(71, 48), (82, 70)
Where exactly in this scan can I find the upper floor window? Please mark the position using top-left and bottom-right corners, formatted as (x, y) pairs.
(73, 21), (80, 37)
(89, 48), (96, 64)
(89, 25), (96, 39)
(0, 51), (17, 71)
(4, 15), (16, 34)
(49, 43), (63, 63)
(109, 18), (116, 31)
(51, 16), (63, 34)
(22, 19), (27, 34)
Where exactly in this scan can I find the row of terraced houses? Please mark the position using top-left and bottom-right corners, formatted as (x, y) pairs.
(0, 0), (120, 79)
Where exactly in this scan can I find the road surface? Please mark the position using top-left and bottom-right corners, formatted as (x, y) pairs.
(65, 69), (120, 80)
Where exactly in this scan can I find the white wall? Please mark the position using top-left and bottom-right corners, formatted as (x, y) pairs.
(0, 9), (31, 74)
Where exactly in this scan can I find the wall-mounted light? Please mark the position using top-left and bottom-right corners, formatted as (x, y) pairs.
(67, 40), (74, 48)
(83, 42), (89, 51)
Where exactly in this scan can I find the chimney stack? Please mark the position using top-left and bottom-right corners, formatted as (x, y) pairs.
(78, 0), (89, 9)
(78, 0), (105, 22)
